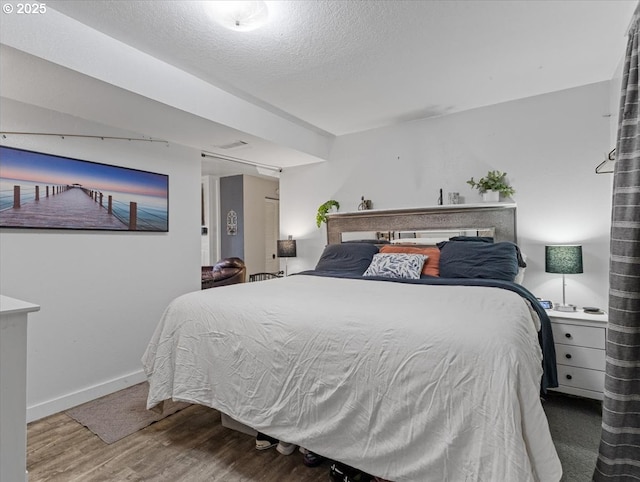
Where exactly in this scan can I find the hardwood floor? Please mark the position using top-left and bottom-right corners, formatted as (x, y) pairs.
(27, 405), (331, 481)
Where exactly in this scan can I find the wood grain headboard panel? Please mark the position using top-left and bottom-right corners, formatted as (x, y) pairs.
(326, 204), (517, 244)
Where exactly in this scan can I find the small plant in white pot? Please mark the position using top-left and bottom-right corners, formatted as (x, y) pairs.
(466, 170), (515, 202)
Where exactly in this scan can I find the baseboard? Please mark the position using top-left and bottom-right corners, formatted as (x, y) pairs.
(26, 369), (147, 423)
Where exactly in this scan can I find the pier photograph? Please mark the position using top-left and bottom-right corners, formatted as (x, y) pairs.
(0, 146), (168, 231)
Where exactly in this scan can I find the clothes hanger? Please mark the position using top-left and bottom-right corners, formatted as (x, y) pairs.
(595, 148), (616, 174)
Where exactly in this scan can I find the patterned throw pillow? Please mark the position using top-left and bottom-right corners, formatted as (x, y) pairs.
(363, 253), (427, 279)
(379, 245), (440, 276)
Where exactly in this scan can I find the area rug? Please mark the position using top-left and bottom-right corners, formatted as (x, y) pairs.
(65, 381), (190, 444)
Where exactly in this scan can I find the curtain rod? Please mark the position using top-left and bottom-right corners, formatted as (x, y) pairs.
(0, 132), (282, 173)
(0, 131), (169, 144)
(200, 151), (282, 172)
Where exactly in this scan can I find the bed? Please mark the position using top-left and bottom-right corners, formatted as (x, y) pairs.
(142, 204), (562, 482)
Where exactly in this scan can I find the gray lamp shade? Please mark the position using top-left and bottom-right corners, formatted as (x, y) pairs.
(545, 245), (583, 274)
(277, 239), (297, 258)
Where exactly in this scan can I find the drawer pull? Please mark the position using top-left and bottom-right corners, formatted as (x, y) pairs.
(566, 374), (573, 380)
(565, 333), (572, 339)
(565, 353), (572, 359)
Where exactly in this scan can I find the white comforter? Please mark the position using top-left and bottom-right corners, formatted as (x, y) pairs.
(142, 275), (561, 482)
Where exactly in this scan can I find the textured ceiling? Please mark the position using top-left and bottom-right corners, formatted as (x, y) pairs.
(48, 0), (636, 136)
(1, 0), (636, 176)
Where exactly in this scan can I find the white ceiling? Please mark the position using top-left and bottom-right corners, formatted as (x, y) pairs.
(1, 0), (637, 174)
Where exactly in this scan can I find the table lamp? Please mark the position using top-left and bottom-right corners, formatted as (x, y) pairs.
(545, 245), (583, 312)
(277, 235), (297, 276)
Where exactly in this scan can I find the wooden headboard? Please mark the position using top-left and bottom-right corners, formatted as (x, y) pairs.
(325, 203), (517, 244)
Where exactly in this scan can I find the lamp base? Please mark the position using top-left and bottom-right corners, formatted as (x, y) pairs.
(554, 303), (577, 312)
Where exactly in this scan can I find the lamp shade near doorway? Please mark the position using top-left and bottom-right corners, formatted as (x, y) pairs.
(277, 236), (296, 275)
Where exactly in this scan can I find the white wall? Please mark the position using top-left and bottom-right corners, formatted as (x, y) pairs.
(281, 82), (614, 310)
(610, 54), (625, 144)
(0, 99), (201, 421)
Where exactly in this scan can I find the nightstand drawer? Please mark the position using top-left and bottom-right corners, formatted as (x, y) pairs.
(556, 365), (605, 393)
(551, 323), (605, 349)
(555, 344), (605, 371)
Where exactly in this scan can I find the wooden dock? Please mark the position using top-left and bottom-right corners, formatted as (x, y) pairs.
(0, 186), (129, 229)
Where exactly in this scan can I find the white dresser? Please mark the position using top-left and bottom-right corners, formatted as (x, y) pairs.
(1, 295), (40, 482)
(548, 309), (608, 401)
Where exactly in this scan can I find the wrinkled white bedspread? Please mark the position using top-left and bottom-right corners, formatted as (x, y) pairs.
(142, 275), (561, 482)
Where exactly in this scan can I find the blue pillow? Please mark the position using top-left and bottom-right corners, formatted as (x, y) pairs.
(315, 243), (380, 275)
(443, 237), (527, 268)
(449, 236), (494, 243)
(437, 241), (519, 281)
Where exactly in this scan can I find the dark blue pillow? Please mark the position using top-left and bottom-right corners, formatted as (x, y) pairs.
(443, 237), (527, 268)
(449, 236), (494, 243)
(437, 241), (519, 281)
(315, 243), (379, 275)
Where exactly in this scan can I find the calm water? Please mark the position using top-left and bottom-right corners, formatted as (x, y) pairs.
(0, 178), (168, 231)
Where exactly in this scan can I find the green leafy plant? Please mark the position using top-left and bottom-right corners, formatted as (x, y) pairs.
(466, 170), (515, 197)
(316, 200), (340, 227)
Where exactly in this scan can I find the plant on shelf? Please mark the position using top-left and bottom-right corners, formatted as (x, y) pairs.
(466, 170), (515, 197)
(316, 200), (340, 227)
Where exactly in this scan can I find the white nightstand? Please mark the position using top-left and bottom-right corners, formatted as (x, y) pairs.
(547, 309), (608, 401)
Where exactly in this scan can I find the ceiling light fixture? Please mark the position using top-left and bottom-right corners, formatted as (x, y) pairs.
(208, 1), (269, 32)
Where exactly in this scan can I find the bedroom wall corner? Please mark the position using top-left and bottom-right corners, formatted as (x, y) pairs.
(280, 81), (614, 310)
(0, 99), (202, 421)
(609, 46), (626, 145)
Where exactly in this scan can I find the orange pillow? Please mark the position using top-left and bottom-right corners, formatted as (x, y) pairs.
(380, 245), (440, 276)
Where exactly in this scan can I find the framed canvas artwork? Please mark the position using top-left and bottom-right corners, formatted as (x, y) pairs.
(0, 146), (169, 231)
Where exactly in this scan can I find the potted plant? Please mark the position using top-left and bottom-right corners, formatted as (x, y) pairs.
(316, 200), (340, 227)
(466, 170), (515, 202)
